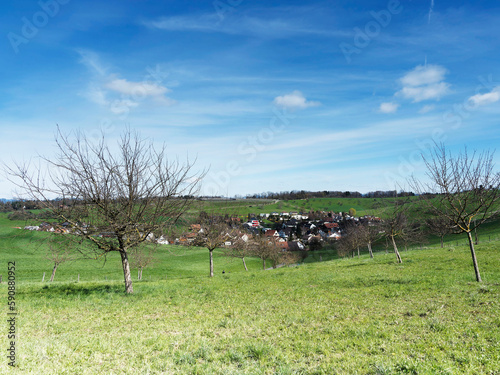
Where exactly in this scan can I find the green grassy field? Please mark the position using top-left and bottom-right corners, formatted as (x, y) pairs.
(192, 197), (403, 218)
(1, 212), (499, 374)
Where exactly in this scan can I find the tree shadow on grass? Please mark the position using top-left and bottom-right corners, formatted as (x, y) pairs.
(23, 283), (125, 296)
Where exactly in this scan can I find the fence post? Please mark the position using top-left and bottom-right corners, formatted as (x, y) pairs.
(77, 274), (80, 282)
(42, 272), (45, 282)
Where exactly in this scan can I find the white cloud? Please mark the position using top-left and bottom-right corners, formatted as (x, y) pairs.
(400, 64), (447, 87)
(379, 102), (399, 113)
(273, 90), (320, 110)
(399, 82), (450, 102)
(397, 64), (450, 102)
(468, 87), (500, 107)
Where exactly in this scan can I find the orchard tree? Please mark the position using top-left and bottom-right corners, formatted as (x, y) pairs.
(250, 235), (283, 270)
(381, 200), (414, 264)
(45, 235), (75, 282)
(410, 144), (500, 282)
(5, 128), (204, 293)
(192, 213), (235, 277)
(129, 245), (156, 280)
(223, 234), (252, 271)
(425, 216), (454, 248)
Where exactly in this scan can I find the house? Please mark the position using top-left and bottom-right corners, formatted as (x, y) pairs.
(288, 241), (305, 251)
(265, 229), (279, 238)
(328, 231), (341, 240)
(248, 219), (260, 227)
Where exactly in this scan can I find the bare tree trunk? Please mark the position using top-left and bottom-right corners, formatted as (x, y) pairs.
(467, 232), (482, 282)
(440, 236), (444, 248)
(209, 250), (214, 277)
(391, 235), (402, 263)
(242, 257), (248, 271)
(120, 250), (134, 294)
(50, 264), (58, 282)
(474, 222), (478, 245)
(367, 242), (374, 258)
(262, 258), (266, 270)
(357, 246), (360, 258)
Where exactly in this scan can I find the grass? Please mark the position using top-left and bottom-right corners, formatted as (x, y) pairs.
(190, 197), (408, 218)
(1, 213), (499, 374)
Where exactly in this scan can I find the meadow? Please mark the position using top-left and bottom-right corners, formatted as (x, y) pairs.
(0, 206), (499, 374)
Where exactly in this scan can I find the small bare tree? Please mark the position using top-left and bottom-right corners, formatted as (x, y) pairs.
(381, 200), (413, 264)
(410, 144), (500, 282)
(223, 234), (252, 271)
(4, 128), (204, 293)
(339, 224), (362, 258)
(250, 235), (283, 270)
(129, 245), (157, 280)
(192, 213), (235, 277)
(45, 235), (75, 282)
(425, 216), (455, 248)
(357, 221), (383, 258)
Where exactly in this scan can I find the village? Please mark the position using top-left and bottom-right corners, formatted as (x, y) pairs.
(22, 210), (382, 251)
(180, 210), (382, 251)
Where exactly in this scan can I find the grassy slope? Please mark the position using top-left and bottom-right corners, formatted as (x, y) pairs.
(194, 197), (398, 217)
(1, 211), (499, 374)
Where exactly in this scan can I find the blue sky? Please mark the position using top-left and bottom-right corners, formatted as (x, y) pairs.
(1, 0), (499, 198)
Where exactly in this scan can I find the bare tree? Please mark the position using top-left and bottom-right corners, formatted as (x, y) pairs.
(358, 221), (383, 258)
(45, 235), (75, 282)
(425, 216), (454, 248)
(4, 128), (204, 293)
(129, 245), (156, 280)
(381, 200), (413, 264)
(192, 213), (235, 277)
(410, 144), (500, 282)
(249, 235), (283, 270)
(346, 224), (363, 258)
(222, 234), (252, 271)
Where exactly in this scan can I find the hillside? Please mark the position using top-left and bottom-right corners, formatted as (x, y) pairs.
(0, 211), (499, 374)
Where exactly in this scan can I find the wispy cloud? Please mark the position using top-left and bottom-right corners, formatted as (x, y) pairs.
(142, 13), (343, 38)
(106, 79), (170, 97)
(273, 91), (320, 110)
(428, 0), (435, 24)
(419, 104), (435, 114)
(379, 102), (399, 114)
(78, 52), (175, 115)
(77, 49), (107, 76)
(397, 64), (450, 102)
